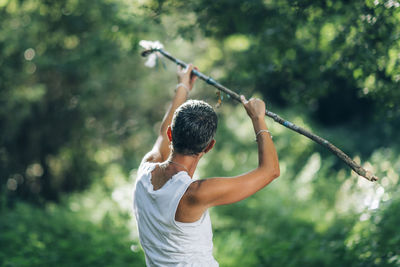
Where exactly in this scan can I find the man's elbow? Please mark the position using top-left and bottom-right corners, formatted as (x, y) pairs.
(267, 165), (280, 180)
(271, 167), (280, 179)
(258, 165), (280, 180)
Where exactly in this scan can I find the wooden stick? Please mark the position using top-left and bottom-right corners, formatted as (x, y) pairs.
(142, 48), (378, 182)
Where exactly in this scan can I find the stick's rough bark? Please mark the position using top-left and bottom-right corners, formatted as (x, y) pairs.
(142, 48), (378, 182)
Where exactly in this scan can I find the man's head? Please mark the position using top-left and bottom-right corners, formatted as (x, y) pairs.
(169, 100), (218, 155)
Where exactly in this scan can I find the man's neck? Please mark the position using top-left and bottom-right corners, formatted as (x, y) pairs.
(169, 153), (201, 178)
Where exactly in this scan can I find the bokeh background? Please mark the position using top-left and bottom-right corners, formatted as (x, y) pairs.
(1, 0), (400, 266)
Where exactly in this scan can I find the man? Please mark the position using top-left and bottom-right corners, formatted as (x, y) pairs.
(133, 64), (280, 266)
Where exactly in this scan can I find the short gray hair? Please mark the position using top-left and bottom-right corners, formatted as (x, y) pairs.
(171, 100), (218, 155)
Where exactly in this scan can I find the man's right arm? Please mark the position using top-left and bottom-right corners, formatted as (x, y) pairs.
(181, 96), (280, 220)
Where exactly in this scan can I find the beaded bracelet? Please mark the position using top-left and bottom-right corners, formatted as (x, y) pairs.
(255, 129), (273, 142)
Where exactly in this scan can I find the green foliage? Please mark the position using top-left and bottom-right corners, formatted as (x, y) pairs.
(1, 0), (400, 266)
(203, 105), (400, 266)
(0, 202), (145, 266)
(153, 0), (400, 137)
(0, 0), (157, 201)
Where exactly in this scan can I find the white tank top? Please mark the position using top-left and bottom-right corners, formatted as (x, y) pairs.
(133, 161), (218, 267)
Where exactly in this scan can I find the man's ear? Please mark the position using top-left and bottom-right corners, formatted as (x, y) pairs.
(167, 126), (172, 142)
(204, 139), (216, 153)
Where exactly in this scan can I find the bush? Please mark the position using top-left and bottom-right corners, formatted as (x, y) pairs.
(0, 203), (145, 267)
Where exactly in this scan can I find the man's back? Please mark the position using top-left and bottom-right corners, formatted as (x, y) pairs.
(133, 161), (218, 267)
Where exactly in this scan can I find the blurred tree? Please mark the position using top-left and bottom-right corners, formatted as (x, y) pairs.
(0, 0), (153, 202)
(1, 0), (399, 266)
(149, 0), (400, 130)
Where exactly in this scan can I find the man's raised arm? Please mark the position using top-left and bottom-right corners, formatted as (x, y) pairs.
(142, 64), (198, 163)
(181, 96), (280, 219)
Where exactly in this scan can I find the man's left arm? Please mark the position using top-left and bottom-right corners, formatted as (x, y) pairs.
(142, 64), (198, 163)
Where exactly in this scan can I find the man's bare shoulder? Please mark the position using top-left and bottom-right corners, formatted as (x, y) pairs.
(184, 179), (207, 205)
